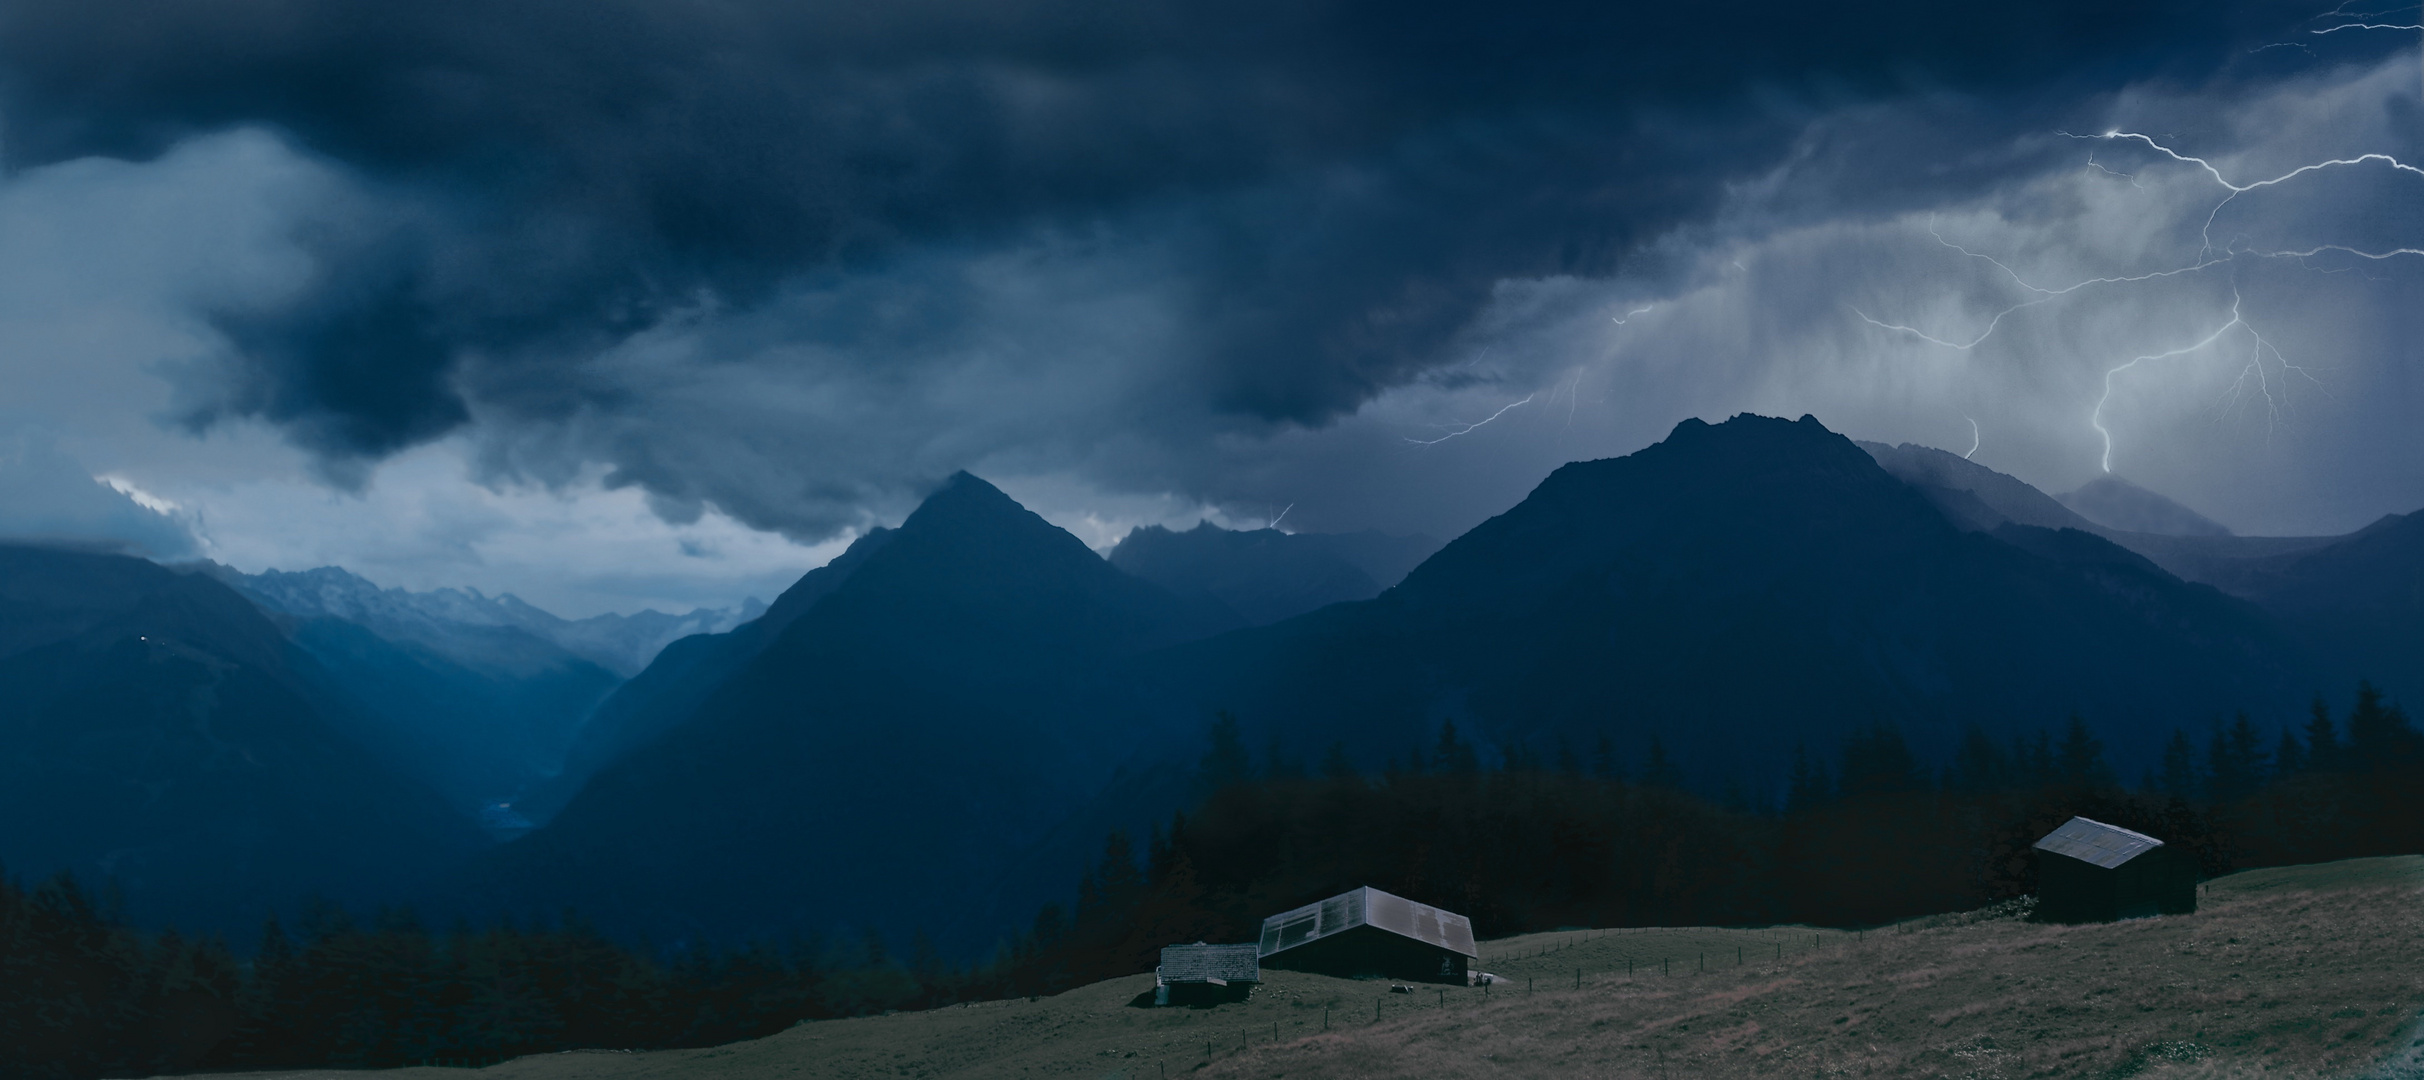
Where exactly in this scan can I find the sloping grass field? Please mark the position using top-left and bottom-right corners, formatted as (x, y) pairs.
(173, 856), (2424, 1080)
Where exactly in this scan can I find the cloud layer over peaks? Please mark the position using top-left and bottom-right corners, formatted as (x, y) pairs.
(0, 0), (2415, 569)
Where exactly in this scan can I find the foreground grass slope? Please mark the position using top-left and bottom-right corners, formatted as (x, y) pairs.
(174, 857), (2423, 1080)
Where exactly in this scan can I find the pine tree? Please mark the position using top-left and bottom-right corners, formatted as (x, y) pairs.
(1199, 712), (1252, 792)
(2344, 681), (2420, 767)
(1554, 734), (1582, 777)
(2055, 715), (2113, 790)
(2158, 729), (2199, 802)
(1947, 726), (2007, 792)
(1785, 744), (1831, 813)
(2205, 713), (2269, 805)
(1263, 733), (1301, 780)
(1640, 736), (1683, 789)
(1319, 742), (1355, 780)
(1838, 724), (1923, 799)
(2302, 696), (2342, 773)
(2013, 731), (2056, 788)
(1591, 734), (1621, 781)
(2272, 725), (2305, 779)
(1434, 720), (1480, 775)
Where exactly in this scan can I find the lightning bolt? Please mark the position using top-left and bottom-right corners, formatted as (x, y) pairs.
(2089, 287), (2324, 472)
(2086, 154), (2145, 189)
(1863, 109), (2420, 473)
(2253, 2), (2422, 58)
(1406, 395), (1535, 445)
(2090, 130), (2424, 255)
(1268, 503), (1294, 529)
(1964, 417), (1981, 460)
(1610, 305), (1655, 325)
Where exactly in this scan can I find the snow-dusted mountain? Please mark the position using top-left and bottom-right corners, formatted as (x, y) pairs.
(200, 564), (765, 677)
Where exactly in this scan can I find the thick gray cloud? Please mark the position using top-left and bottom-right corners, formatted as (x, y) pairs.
(0, 0), (2416, 593)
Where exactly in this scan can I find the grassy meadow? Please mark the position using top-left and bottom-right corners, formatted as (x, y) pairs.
(164, 856), (2424, 1080)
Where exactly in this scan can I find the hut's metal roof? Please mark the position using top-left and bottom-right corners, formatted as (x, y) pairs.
(1258, 886), (1479, 959)
(2033, 816), (2165, 870)
(1158, 943), (1261, 984)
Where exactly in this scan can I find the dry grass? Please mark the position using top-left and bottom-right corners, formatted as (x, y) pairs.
(166, 856), (2424, 1080)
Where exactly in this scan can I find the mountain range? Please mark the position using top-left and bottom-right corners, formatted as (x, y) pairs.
(2, 412), (2416, 956)
(466, 415), (2417, 957)
(202, 564), (765, 678)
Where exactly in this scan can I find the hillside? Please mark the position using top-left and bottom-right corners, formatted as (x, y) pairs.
(2061, 476), (2234, 537)
(509, 527), (898, 825)
(162, 855), (2424, 1079)
(0, 545), (486, 935)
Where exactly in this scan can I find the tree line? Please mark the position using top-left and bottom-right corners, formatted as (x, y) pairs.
(983, 682), (2421, 993)
(5, 683), (2417, 1077)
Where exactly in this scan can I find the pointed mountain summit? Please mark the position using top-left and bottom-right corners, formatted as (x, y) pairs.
(1129, 414), (2308, 790)
(2060, 475), (2232, 537)
(482, 472), (1233, 954)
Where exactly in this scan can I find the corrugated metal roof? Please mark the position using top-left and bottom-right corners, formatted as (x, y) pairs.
(2033, 816), (2165, 870)
(1158, 943), (1260, 983)
(1258, 886), (1479, 959)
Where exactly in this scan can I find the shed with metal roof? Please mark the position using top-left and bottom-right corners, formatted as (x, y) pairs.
(1154, 942), (1260, 1005)
(1257, 886), (1478, 984)
(2032, 816), (2196, 922)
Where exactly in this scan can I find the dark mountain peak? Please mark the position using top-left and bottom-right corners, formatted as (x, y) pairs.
(1499, 412), (1909, 531)
(877, 471), (1110, 581)
(1400, 412), (1940, 605)
(2060, 475), (2232, 537)
(1621, 412), (1889, 490)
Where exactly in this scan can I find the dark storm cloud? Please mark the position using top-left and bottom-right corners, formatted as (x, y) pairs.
(0, 0), (2350, 529)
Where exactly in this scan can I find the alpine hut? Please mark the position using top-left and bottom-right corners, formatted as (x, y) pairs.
(1154, 942), (1260, 1005)
(2032, 816), (2197, 922)
(1257, 886), (1478, 984)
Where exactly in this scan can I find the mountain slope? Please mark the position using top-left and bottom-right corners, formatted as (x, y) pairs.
(1127, 415), (2311, 789)
(2197, 509), (2424, 705)
(1857, 441), (2098, 533)
(278, 616), (618, 822)
(198, 565), (623, 814)
(1857, 441), (2344, 588)
(2060, 475), (2232, 536)
(510, 526), (898, 825)
(0, 545), (484, 934)
(484, 474), (1232, 955)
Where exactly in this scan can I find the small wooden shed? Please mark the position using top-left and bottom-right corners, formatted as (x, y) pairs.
(1155, 942), (1260, 1005)
(2033, 816), (2197, 922)
(1258, 886), (1478, 984)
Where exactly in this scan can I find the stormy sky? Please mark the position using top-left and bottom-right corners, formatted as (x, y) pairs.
(0, 0), (2417, 616)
